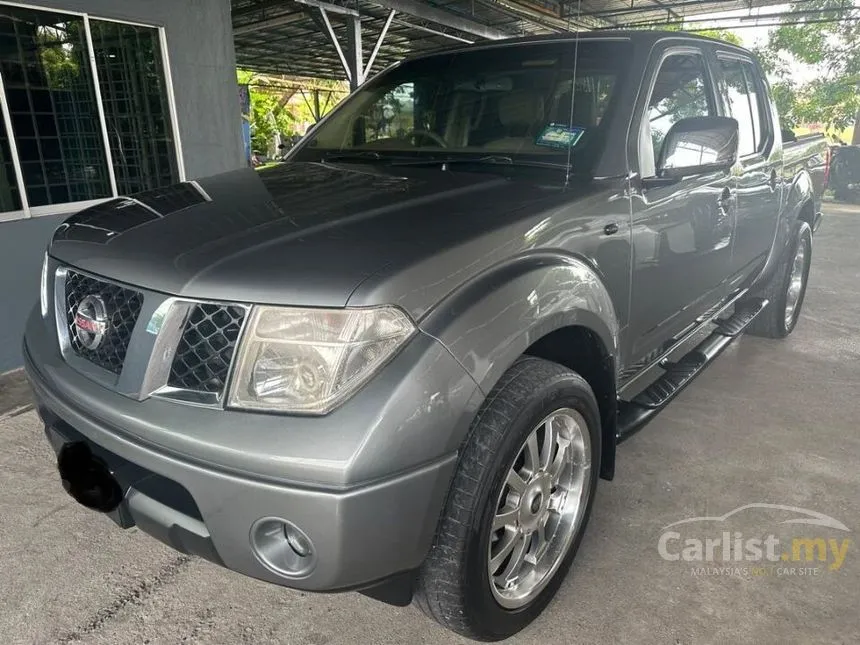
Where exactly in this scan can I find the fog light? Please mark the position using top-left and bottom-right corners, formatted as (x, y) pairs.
(285, 525), (312, 557)
(250, 517), (316, 577)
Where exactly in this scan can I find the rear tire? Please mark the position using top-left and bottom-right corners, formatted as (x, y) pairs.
(746, 221), (812, 339)
(414, 356), (600, 641)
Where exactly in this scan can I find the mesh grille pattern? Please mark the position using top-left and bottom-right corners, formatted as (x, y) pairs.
(65, 271), (143, 374)
(168, 304), (246, 394)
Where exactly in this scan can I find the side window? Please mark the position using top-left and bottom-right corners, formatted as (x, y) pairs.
(720, 58), (767, 156)
(742, 61), (766, 149)
(647, 53), (714, 165)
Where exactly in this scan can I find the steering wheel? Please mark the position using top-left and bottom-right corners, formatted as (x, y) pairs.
(408, 129), (448, 148)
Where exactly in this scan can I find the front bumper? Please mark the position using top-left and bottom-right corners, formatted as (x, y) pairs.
(23, 306), (481, 592)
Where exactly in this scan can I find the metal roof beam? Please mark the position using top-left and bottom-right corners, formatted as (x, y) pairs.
(234, 12), (305, 35)
(474, 0), (599, 32)
(293, 0), (359, 17)
(364, 10), (396, 79)
(314, 8), (354, 82)
(371, 0), (512, 39)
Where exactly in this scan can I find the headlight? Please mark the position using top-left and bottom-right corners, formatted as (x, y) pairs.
(40, 252), (49, 318)
(227, 305), (415, 414)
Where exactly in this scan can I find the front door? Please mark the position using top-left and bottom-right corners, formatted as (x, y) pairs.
(628, 47), (735, 366)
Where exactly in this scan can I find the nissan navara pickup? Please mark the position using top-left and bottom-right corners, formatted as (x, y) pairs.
(24, 32), (825, 641)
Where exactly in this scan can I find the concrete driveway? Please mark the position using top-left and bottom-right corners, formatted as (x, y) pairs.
(1, 203), (859, 645)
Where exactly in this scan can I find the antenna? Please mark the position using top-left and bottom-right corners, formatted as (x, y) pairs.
(564, 0), (582, 188)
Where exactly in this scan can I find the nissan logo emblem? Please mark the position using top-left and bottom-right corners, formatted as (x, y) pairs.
(73, 295), (109, 351)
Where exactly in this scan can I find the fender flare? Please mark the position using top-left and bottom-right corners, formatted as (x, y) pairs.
(419, 251), (620, 394)
(755, 170), (815, 291)
(419, 251), (621, 479)
(785, 169), (815, 224)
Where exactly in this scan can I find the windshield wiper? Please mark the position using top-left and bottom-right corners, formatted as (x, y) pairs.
(389, 155), (571, 171)
(322, 151), (388, 163)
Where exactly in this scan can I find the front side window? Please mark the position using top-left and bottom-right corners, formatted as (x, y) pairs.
(293, 40), (632, 172)
(647, 52), (714, 165)
(720, 57), (767, 156)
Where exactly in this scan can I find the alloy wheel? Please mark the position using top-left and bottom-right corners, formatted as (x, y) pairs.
(784, 237), (809, 329)
(487, 408), (592, 609)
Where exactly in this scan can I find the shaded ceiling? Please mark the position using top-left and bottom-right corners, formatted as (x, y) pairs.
(231, 0), (840, 80)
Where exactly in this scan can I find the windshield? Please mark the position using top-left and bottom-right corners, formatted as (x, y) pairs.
(292, 40), (632, 172)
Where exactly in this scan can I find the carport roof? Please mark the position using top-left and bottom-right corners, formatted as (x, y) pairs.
(231, 0), (791, 79)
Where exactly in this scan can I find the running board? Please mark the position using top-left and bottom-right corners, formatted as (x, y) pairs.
(713, 298), (768, 337)
(616, 298), (768, 443)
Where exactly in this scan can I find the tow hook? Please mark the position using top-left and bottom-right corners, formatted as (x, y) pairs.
(57, 441), (123, 513)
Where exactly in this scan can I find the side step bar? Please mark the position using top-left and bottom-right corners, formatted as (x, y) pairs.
(713, 297), (768, 337)
(616, 298), (768, 443)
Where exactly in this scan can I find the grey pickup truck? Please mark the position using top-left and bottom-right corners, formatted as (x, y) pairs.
(24, 32), (824, 641)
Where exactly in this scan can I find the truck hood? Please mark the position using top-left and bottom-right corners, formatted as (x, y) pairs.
(49, 162), (543, 308)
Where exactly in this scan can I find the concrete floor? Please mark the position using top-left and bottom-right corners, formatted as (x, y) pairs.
(2, 203), (859, 645)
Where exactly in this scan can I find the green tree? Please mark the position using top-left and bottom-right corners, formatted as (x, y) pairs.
(755, 1), (860, 141)
(694, 28), (743, 46)
(37, 25), (82, 88)
(639, 22), (743, 46)
(237, 70), (348, 154)
(237, 70), (296, 154)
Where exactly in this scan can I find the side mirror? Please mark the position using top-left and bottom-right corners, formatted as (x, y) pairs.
(657, 116), (739, 179)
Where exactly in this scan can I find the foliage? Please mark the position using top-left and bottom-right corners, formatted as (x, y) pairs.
(637, 22), (743, 46)
(366, 83), (414, 141)
(37, 25), (83, 89)
(692, 28), (743, 46)
(237, 69), (348, 154)
(755, 1), (860, 136)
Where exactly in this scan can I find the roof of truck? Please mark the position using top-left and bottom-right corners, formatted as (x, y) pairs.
(401, 29), (752, 63)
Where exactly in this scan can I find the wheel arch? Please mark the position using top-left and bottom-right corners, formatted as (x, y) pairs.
(785, 169), (816, 229)
(753, 171), (817, 294)
(420, 251), (622, 480)
(523, 325), (618, 481)
(797, 198), (816, 231)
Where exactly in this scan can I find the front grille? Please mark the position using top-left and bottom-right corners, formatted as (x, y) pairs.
(168, 304), (247, 394)
(65, 271), (143, 374)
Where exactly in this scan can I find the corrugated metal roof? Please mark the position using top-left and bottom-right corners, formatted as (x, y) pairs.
(229, 0), (807, 79)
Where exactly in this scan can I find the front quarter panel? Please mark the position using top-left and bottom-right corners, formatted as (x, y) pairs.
(419, 253), (620, 396)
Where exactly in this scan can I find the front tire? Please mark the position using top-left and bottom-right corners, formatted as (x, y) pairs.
(414, 357), (601, 641)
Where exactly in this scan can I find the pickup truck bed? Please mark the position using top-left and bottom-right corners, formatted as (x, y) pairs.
(784, 132), (830, 198)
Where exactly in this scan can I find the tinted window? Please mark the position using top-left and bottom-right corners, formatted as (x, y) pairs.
(293, 41), (632, 171)
(647, 53), (714, 164)
(363, 82), (415, 145)
(720, 58), (767, 156)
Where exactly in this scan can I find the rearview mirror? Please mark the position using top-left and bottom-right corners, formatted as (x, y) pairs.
(453, 76), (514, 92)
(658, 116), (739, 179)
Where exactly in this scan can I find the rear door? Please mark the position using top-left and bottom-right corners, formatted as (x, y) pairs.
(627, 44), (734, 366)
(715, 54), (782, 291)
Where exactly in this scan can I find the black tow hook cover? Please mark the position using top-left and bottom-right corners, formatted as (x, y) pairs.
(57, 441), (123, 513)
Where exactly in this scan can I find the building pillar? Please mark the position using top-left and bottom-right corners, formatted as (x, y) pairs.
(345, 16), (363, 91)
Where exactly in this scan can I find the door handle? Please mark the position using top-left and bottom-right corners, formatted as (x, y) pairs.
(768, 170), (778, 191)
